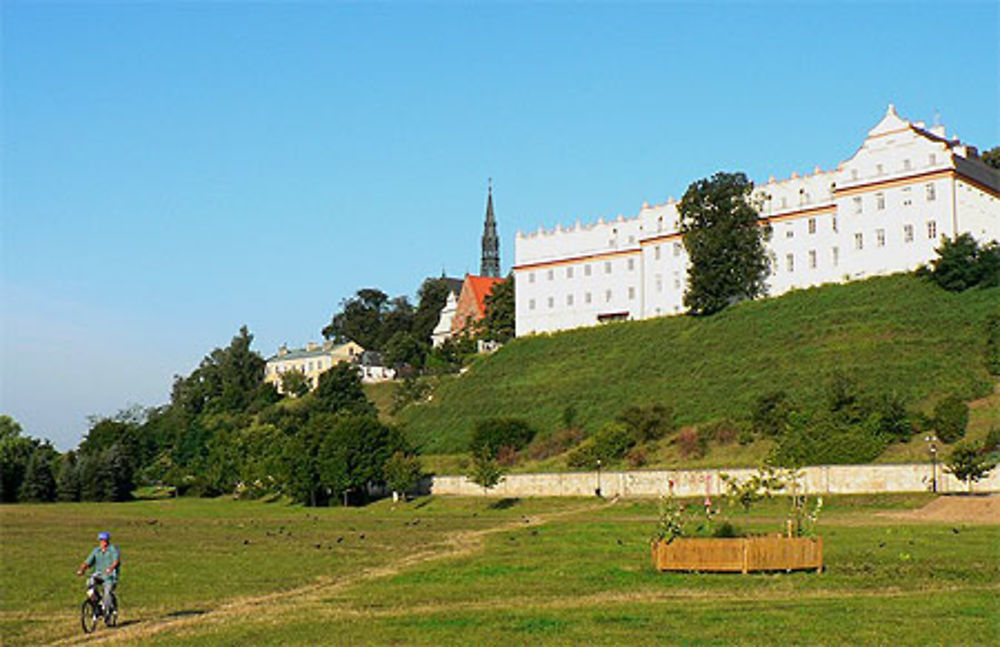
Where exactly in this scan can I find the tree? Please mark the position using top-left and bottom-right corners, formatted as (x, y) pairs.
(312, 362), (377, 417)
(279, 368), (311, 398)
(478, 274), (515, 342)
(469, 418), (537, 458)
(317, 414), (408, 505)
(679, 171), (771, 315)
(322, 288), (390, 349)
(751, 391), (795, 437)
(57, 452), (82, 502)
(929, 234), (981, 292)
(384, 331), (427, 370)
(986, 313), (1000, 377)
(18, 444), (58, 502)
(933, 394), (969, 443)
(945, 443), (997, 493)
(467, 446), (504, 495)
(170, 326), (266, 416)
(383, 451), (423, 501)
(0, 416), (36, 502)
(982, 146), (1000, 170)
(412, 278), (455, 345)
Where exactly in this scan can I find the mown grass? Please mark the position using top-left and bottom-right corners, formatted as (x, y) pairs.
(2, 495), (996, 645)
(398, 275), (1000, 456)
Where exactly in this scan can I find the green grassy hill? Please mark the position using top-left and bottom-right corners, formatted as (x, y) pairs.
(398, 275), (999, 455)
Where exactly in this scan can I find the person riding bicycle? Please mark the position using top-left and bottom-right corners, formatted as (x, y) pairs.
(77, 531), (121, 613)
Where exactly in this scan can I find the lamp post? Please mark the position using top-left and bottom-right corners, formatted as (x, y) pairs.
(924, 434), (938, 493)
(596, 459), (602, 498)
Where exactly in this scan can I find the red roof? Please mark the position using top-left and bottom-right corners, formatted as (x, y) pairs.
(465, 274), (504, 317)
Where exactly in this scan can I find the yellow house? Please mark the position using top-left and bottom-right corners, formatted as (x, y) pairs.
(264, 340), (364, 393)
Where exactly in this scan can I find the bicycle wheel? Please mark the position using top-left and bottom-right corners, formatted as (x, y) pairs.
(81, 599), (99, 634)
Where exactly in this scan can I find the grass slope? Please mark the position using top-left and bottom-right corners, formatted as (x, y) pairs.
(400, 275), (1000, 454)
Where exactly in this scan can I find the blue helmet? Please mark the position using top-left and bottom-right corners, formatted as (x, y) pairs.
(97, 531), (110, 541)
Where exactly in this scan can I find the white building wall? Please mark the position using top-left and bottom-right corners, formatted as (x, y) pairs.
(515, 106), (1000, 337)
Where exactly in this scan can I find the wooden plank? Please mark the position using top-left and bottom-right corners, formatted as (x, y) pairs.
(653, 537), (823, 573)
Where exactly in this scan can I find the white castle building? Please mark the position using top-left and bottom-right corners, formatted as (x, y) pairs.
(514, 105), (1000, 336)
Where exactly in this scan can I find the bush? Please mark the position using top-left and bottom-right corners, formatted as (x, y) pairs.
(872, 392), (914, 442)
(495, 445), (519, 467)
(770, 412), (888, 467)
(737, 427), (755, 446)
(986, 313), (1000, 377)
(712, 521), (743, 538)
(675, 428), (708, 459)
(525, 428), (585, 461)
(701, 418), (741, 445)
(391, 376), (431, 414)
(593, 422), (636, 460)
(983, 426), (1000, 455)
(566, 441), (598, 469)
(946, 443), (997, 493)
(751, 391), (794, 437)
(625, 446), (648, 468)
(469, 418), (537, 457)
(933, 395), (969, 444)
(617, 404), (676, 443)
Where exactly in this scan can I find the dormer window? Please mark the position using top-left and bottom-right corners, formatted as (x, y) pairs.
(903, 158), (911, 171)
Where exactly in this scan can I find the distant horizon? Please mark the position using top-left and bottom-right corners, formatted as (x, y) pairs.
(3, 1), (997, 450)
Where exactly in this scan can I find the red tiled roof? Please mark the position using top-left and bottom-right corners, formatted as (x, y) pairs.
(465, 274), (504, 317)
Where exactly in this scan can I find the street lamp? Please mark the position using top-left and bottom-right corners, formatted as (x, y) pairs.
(596, 458), (603, 498)
(924, 434), (938, 493)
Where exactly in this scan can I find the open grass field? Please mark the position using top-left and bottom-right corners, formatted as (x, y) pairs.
(397, 275), (1000, 456)
(2, 494), (998, 645)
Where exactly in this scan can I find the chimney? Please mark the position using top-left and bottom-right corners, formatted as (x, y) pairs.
(306, 341), (319, 352)
(277, 345), (288, 357)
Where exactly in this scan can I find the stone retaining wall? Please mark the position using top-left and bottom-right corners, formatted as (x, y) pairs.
(431, 463), (1000, 498)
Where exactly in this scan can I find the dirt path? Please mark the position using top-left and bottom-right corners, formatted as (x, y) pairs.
(879, 494), (1000, 524)
(58, 499), (614, 645)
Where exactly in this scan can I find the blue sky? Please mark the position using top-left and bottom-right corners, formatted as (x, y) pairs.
(2, 1), (998, 450)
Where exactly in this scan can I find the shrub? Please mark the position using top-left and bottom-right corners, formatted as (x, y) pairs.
(617, 404), (676, 443)
(525, 428), (585, 461)
(945, 443), (997, 493)
(566, 441), (598, 469)
(593, 422), (636, 460)
(983, 426), (1000, 455)
(625, 446), (648, 468)
(751, 391), (794, 437)
(737, 427), (755, 446)
(675, 428), (708, 459)
(495, 445), (519, 467)
(469, 418), (537, 457)
(712, 521), (743, 538)
(933, 395), (969, 444)
(770, 412), (887, 467)
(986, 313), (1000, 377)
(702, 418), (741, 445)
(391, 376), (431, 414)
(929, 233), (982, 292)
(872, 392), (914, 442)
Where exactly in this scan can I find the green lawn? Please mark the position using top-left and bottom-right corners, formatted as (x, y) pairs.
(397, 275), (1000, 457)
(2, 494), (997, 645)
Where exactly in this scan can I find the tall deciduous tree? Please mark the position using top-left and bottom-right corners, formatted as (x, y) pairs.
(322, 288), (390, 349)
(982, 146), (1000, 170)
(679, 172), (771, 315)
(313, 362), (377, 417)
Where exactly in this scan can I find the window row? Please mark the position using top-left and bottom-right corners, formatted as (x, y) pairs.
(269, 360), (329, 375)
(527, 286), (638, 310)
(850, 183), (936, 214)
(848, 154), (937, 181)
(527, 257), (641, 282)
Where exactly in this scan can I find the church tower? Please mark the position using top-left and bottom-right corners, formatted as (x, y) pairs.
(480, 181), (500, 277)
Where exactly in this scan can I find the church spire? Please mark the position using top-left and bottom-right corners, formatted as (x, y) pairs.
(480, 179), (500, 277)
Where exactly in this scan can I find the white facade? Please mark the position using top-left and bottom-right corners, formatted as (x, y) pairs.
(431, 290), (459, 347)
(515, 105), (1000, 336)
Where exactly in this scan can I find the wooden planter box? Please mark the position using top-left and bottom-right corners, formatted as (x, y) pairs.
(652, 536), (823, 573)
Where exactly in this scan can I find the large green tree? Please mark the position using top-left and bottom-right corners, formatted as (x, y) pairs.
(679, 172), (771, 315)
(0, 416), (36, 502)
(478, 274), (515, 342)
(322, 288), (390, 349)
(982, 146), (1000, 170)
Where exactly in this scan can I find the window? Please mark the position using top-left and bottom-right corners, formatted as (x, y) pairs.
(547, 269), (554, 281)
(876, 163), (884, 175)
(657, 217), (664, 232)
(785, 254), (794, 273)
(655, 274), (663, 293)
(926, 183), (936, 201)
(654, 245), (661, 260)
(673, 242), (682, 257)
(566, 266), (573, 279)
(585, 292), (592, 304)
(832, 216), (838, 233)
(628, 235), (635, 245)
(876, 192), (885, 210)
(927, 220), (937, 239)
(808, 218), (816, 234)
(904, 224), (914, 242)
(786, 228), (794, 239)
(855, 233), (864, 250)
(604, 261), (612, 274)
(605, 290), (612, 303)
(584, 264), (592, 276)
(673, 274), (681, 289)
(876, 229), (885, 247)
(809, 250), (817, 269)
(566, 294), (574, 306)
(529, 299), (536, 310)
(781, 197), (788, 209)
(832, 247), (839, 267)
(529, 272), (535, 283)
(902, 187), (912, 206)
(547, 297), (554, 308)
(852, 197), (862, 214)
(903, 158), (911, 171)
(627, 258), (635, 271)
(929, 153), (937, 166)
(851, 169), (859, 180)
(628, 287), (636, 300)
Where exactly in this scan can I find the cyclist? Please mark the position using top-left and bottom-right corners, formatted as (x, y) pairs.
(77, 531), (121, 614)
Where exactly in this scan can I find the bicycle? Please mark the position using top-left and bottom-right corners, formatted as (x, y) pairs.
(80, 574), (118, 634)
